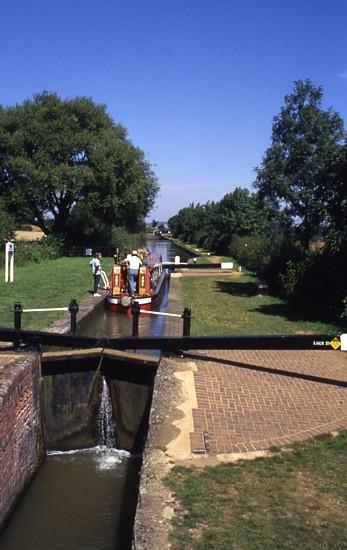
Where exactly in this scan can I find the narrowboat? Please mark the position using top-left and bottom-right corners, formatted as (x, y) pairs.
(106, 252), (167, 313)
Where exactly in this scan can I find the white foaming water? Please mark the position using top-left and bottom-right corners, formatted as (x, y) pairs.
(47, 378), (126, 470)
(97, 378), (117, 449)
(47, 447), (130, 471)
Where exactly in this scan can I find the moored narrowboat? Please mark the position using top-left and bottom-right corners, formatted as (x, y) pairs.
(106, 252), (167, 313)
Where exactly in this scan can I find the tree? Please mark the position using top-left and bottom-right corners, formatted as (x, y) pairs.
(0, 92), (158, 243)
(168, 190), (272, 254)
(211, 188), (272, 252)
(0, 198), (15, 242)
(255, 79), (345, 248)
(168, 203), (209, 244)
(323, 144), (347, 251)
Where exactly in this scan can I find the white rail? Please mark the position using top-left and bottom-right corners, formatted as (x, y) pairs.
(22, 307), (69, 313)
(139, 309), (182, 318)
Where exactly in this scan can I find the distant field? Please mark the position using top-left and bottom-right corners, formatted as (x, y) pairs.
(0, 256), (114, 330)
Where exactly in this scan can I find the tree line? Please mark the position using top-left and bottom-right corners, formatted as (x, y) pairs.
(168, 80), (347, 323)
(0, 91), (159, 254)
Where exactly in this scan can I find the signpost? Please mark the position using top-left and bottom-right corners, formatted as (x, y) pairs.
(5, 241), (15, 283)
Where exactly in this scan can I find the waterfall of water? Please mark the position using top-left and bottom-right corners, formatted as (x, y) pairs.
(97, 378), (116, 449)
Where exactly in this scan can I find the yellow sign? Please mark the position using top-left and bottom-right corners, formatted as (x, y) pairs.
(330, 337), (341, 350)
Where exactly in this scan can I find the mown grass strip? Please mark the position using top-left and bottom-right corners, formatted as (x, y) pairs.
(164, 431), (347, 549)
(0, 256), (114, 330)
(181, 273), (342, 336)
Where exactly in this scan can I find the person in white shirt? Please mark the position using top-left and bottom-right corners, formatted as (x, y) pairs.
(89, 252), (102, 296)
(128, 250), (142, 296)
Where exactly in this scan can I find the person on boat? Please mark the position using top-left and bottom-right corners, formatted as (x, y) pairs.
(89, 252), (102, 296)
(138, 248), (149, 266)
(128, 250), (142, 296)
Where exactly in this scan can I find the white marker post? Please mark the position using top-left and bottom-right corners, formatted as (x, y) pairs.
(5, 241), (15, 283)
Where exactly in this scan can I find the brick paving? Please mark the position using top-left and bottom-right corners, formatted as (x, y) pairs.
(189, 349), (347, 453)
(165, 275), (347, 455)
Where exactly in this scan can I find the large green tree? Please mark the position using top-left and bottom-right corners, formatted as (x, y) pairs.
(0, 92), (158, 243)
(0, 197), (15, 242)
(322, 144), (347, 252)
(255, 79), (345, 248)
(211, 188), (272, 252)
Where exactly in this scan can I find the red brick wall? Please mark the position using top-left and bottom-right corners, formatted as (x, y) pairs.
(0, 354), (44, 527)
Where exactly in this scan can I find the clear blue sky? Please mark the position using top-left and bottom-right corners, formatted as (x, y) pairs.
(1, 0), (347, 221)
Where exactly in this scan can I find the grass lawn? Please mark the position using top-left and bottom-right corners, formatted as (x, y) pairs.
(181, 272), (343, 335)
(164, 431), (347, 549)
(0, 256), (114, 330)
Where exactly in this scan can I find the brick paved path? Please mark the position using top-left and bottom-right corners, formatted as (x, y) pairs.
(189, 349), (347, 453)
(165, 275), (347, 455)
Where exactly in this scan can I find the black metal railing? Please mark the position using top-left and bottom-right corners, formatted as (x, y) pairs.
(0, 325), (343, 353)
(13, 300), (79, 335)
(131, 303), (191, 338)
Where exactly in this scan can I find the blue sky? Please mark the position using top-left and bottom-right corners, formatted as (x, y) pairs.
(1, 0), (347, 221)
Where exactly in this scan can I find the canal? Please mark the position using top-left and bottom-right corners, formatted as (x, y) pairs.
(0, 237), (192, 550)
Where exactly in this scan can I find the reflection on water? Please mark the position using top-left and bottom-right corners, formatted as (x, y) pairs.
(0, 449), (141, 550)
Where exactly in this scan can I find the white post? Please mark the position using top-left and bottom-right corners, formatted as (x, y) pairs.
(5, 243), (8, 283)
(5, 241), (15, 283)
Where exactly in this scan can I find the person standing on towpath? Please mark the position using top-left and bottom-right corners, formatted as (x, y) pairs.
(90, 252), (103, 296)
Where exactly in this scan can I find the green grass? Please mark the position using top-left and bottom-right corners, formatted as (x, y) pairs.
(0, 256), (114, 330)
(164, 431), (347, 549)
(181, 272), (342, 335)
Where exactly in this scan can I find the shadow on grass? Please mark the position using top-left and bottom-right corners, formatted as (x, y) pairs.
(215, 280), (257, 297)
(215, 280), (343, 329)
(253, 302), (342, 328)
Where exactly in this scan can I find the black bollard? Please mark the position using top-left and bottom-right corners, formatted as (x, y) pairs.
(131, 301), (141, 337)
(14, 302), (23, 330)
(68, 299), (79, 335)
(182, 307), (192, 337)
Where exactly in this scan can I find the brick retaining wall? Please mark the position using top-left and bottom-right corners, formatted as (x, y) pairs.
(0, 354), (44, 527)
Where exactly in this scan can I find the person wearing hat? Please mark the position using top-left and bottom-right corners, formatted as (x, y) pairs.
(128, 250), (142, 296)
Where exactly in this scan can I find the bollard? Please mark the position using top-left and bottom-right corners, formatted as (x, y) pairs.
(14, 302), (23, 330)
(68, 299), (79, 335)
(131, 301), (141, 337)
(182, 307), (192, 337)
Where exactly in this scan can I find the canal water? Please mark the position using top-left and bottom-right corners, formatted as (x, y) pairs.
(0, 237), (192, 550)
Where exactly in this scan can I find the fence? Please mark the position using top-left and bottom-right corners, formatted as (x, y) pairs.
(7, 301), (346, 353)
(13, 299), (79, 335)
(131, 302), (191, 337)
